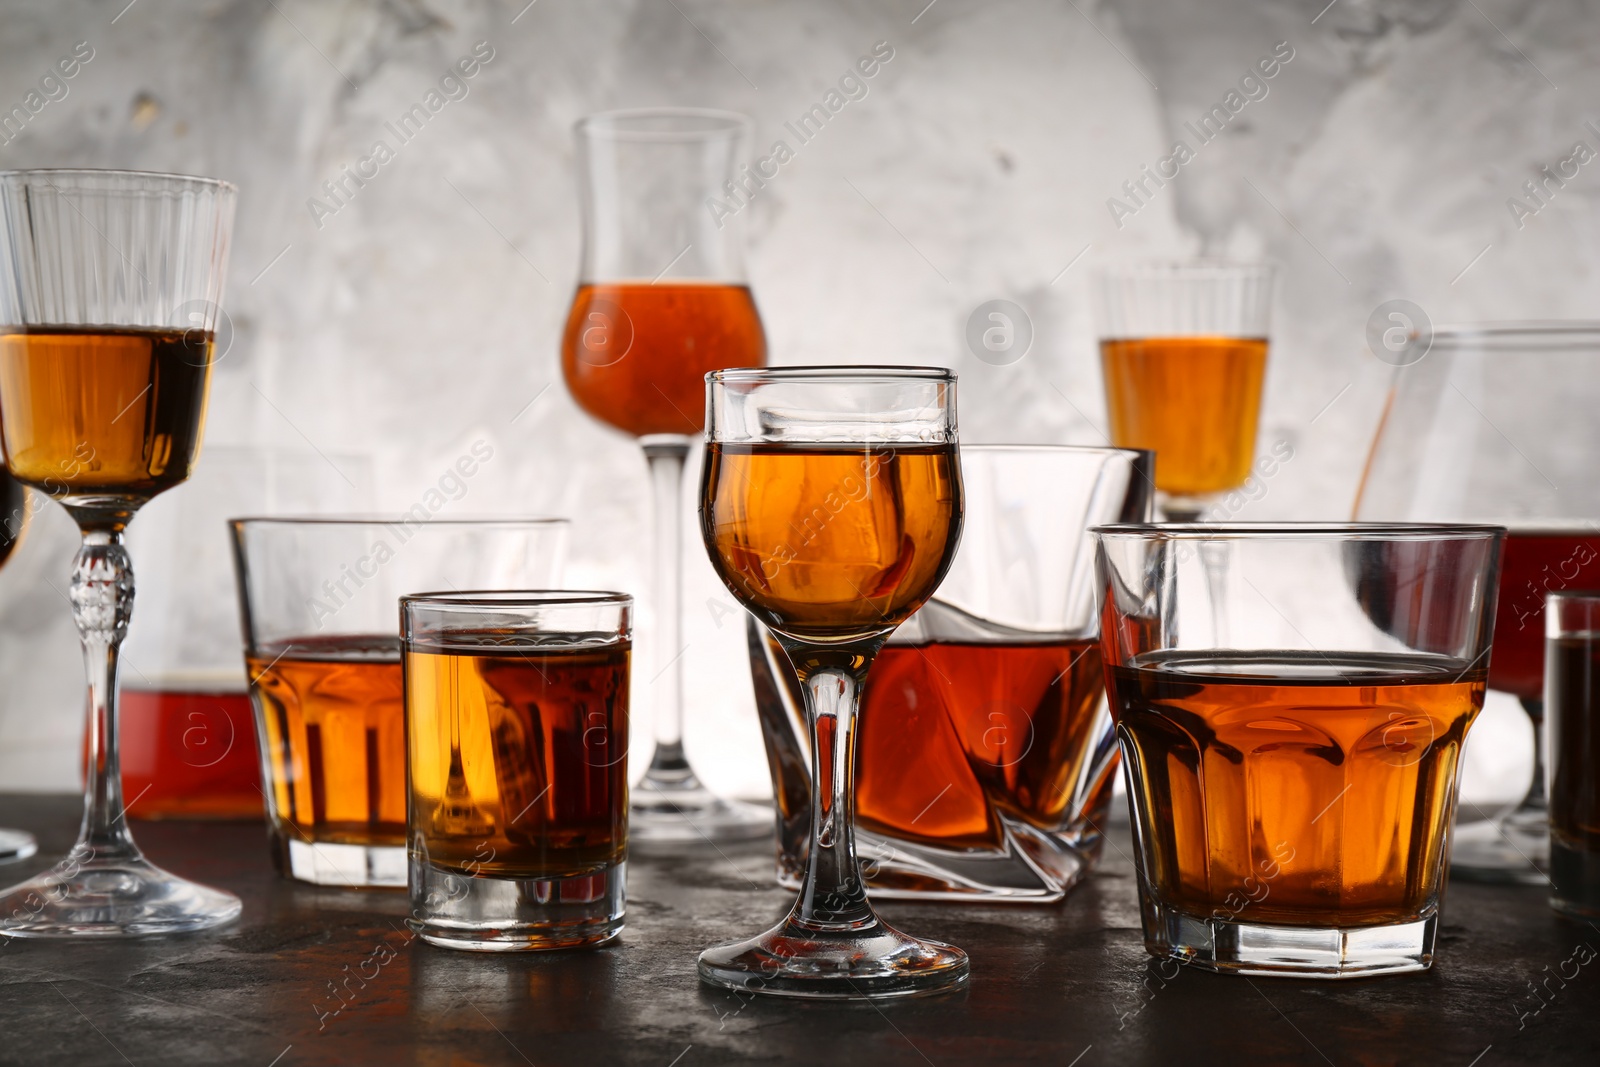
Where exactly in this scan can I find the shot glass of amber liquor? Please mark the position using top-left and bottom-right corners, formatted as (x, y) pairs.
(230, 518), (568, 887)
(1094, 523), (1503, 977)
(402, 591), (631, 951)
(1544, 591), (1600, 920)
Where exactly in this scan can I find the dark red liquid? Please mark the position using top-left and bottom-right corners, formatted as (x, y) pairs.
(1544, 634), (1600, 915)
(1490, 529), (1600, 702)
(118, 689), (263, 819)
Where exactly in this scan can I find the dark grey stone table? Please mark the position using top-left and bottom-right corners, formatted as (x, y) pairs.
(0, 794), (1591, 1066)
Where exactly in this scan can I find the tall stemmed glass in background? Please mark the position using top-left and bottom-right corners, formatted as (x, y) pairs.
(0, 468), (37, 861)
(1355, 323), (1600, 883)
(562, 109), (768, 844)
(0, 169), (239, 934)
(1092, 262), (1274, 521)
(699, 367), (967, 998)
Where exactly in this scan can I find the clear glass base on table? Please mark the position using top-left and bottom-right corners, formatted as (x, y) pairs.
(629, 742), (771, 848)
(1450, 807), (1550, 885)
(0, 844), (241, 937)
(276, 835), (408, 888)
(0, 829), (36, 863)
(698, 909), (969, 999)
(1143, 900), (1437, 979)
(409, 857), (625, 952)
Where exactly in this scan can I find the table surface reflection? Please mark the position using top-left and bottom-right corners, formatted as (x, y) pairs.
(0, 794), (1588, 1066)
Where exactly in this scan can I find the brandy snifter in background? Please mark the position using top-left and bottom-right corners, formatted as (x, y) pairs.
(561, 108), (769, 846)
(405, 591), (631, 951)
(699, 366), (967, 999)
(230, 518), (567, 887)
(0, 169), (238, 936)
(1092, 261), (1273, 521)
(1095, 523), (1502, 977)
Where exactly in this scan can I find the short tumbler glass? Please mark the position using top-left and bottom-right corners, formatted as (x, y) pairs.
(403, 591), (631, 951)
(230, 517), (568, 887)
(1544, 591), (1600, 920)
(1094, 523), (1502, 977)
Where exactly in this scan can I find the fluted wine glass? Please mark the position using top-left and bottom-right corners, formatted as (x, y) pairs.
(0, 169), (240, 935)
(698, 366), (967, 998)
(1354, 322), (1600, 884)
(561, 108), (769, 844)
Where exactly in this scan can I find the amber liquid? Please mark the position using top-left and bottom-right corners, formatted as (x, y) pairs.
(1110, 650), (1482, 926)
(857, 639), (1106, 849)
(118, 688), (263, 819)
(1100, 336), (1267, 498)
(406, 636), (630, 878)
(247, 636), (406, 849)
(1546, 634), (1600, 914)
(701, 443), (962, 639)
(561, 282), (766, 437)
(0, 326), (213, 501)
(1489, 528), (1600, 702)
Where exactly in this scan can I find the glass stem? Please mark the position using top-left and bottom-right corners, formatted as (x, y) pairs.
(640, 435), (695, 789)
(70, 529), (139, 861)
(781, 639), (884, 929)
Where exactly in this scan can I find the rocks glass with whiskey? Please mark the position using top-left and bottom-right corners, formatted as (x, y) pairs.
(699, 366), (967, 998)
(1355, 323), (1600, 883)
(0, 169), (238, 935)
(1094, 522), (1503, 976)
(1544, 591), (1600, 919)
(403, 591), (631, 950)
(1092, 261), (1273, 521)
(230, 517), (567, 887)
(748, 445), (1152, 900)
(562, 109), (768, 844)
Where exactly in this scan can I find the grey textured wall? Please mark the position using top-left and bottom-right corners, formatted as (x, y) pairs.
(0, 0), (1587, 801)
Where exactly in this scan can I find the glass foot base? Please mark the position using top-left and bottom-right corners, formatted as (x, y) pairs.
(699, 914), (969, 999)
(1143, 899), (1435, 978)
(1451, 810), (1549, 885)
(629, 777), (770, 848)
(0, 828), (37, 864)
(410, 857), (625, 951)
(0, 847), (241, 938)
(280, 837), (407, 887)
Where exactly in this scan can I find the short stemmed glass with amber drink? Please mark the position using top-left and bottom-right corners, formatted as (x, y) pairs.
(1093, 262), (1273, 521)
(699, 366), (967, 998)
(562, 108), (767, 844)
(0, 169), (239, 935)
(1095, 523), (1502, 976)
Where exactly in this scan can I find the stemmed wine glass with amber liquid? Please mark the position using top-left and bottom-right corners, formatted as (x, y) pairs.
(561, 109), (768, 844)
(1092, 262), (1274, 521)
(0, 169), (240, 935)
(698, 367), (968, 998)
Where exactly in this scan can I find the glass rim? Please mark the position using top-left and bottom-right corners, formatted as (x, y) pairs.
(575, 107), (750, 142)
(1432, 321), (1600, 346)
(1545, 589), (1600, 604)
(708, 365), (954, 385)
(1092, 259), (1275, 278)
(960, 443), (1147, 459)
(1093, 521), (1505, 540)
(402, 589), (631, 609)
(0, 167), (237, 193)
(229, 515), (569, 529)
